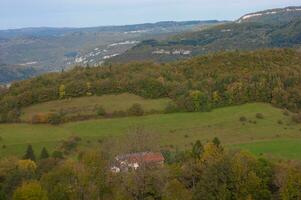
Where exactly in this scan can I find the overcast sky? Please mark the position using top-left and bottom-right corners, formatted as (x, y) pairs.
(0, 0), (300, 30)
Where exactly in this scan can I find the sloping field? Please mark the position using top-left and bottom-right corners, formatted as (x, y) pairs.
(20, 93), (171, 122)
(1, 103), (301, 159)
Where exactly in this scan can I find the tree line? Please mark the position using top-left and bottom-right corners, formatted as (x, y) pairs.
(1, 48), (301, 123)
(1, 136), (301, 200)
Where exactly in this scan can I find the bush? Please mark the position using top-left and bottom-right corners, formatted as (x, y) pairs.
(48, 113), (63, 125)
(292, 113), (301, 123)
(52, 151), (64, 159)
(278, 120), (283, 125)
(283, 110), (290, 116)
(164, 102), (179, 113)
(59, 136), (80, 154)
(31, 114), (49, 124)
(256, 113), (264, 119)
(111, 110), (127, 118)
(95, 106), (106, 116)
(239, 116), (247, 122)
(128, 103), (144, 116)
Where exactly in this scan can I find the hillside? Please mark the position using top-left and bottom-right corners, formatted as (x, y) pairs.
(0, 20), (221, 84)
(112, 6), (301, 63)
(20, 93), (171, 122)
(237, 6), (301, 24)
(1, 103), (301, 159)
(1, 49), (301, 123)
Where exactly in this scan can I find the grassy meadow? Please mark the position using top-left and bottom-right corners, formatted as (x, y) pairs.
(1, 102), (301, 159)
(20, 93), (171, 122)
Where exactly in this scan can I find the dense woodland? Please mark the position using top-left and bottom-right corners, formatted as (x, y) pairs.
(1, 133), (301, 200)
(0, 48), (301, 123)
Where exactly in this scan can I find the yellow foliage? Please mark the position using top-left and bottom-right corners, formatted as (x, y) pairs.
(17, 160), (37, 172)
(13, 181), (48, 200)
(201, 142), (223, 162)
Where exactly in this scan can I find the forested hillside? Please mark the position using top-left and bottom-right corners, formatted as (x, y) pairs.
(1, 48), (301, 123)
(113, 7), (301, 63)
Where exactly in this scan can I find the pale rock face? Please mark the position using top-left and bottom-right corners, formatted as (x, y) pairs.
(103, 54), (119, 59)
(152, 49), (191, 55)
(108, 41), (139, 47)
(238, 7), (301, 23)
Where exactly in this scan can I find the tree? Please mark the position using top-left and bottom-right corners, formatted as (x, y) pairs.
(280, 168), (301, 200)
(212, 137), (221, 148)
(189, 90), (211, 112)
(163, 179), (192, 200)
(39, 147), (49, 160)
(23, 145), (36, 161)
(192, 140), (204, 160)
(58, 84), (66, 99)
(13, 181), (48, 200)
(17, 160), (37, 173)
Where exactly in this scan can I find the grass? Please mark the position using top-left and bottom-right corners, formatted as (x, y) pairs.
(1, 103), (301, 160)
(20, 93), (171, 122)
(232, 139), (301, 160)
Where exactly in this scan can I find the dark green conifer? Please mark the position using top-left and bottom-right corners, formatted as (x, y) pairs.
(23, 144), (36, 161)
(39, 147), (49, 160)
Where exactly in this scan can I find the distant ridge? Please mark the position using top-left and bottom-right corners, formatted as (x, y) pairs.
(112, 6), (301, 63)
(237, 6), (301, 23)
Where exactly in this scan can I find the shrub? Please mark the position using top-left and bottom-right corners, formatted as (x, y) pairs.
(73, 136), (82, 142)
(31, 114), (49, 124)
(128, 103), (144, 116)
(95, 106), (106, 116)
(292, 113), (301, 123)
(278, 120), (283, 125)
(111, 110), (127, 118)
(164, 102), (179, 113)
(52, 151), (64, 159)
(59, 136), (80, 154)
(48, 113), (63, 125)
(283, 110), (290, 116)
(256, 113), (264, 119)
(239, 116), (247, 122)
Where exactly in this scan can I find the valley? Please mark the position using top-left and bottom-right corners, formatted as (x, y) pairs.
(0, 20), (220, 84)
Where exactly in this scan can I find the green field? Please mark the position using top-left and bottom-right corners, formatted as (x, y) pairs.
(1, 103), (301, 159)
(20, 93), (171, 122)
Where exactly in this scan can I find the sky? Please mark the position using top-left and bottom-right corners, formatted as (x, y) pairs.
(0, 0), (300, 30)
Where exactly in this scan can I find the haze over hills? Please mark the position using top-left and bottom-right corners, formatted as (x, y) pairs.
(1, 6), (301, 84)
(112, 6), (301, 63)
(0, 20), (221, 84)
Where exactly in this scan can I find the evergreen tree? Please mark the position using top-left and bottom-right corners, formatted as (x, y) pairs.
(212, 137), (221, 147)
(192, 140), (204, 159)
(23, 144), (36, 161)
(39, 147), (49, 160)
